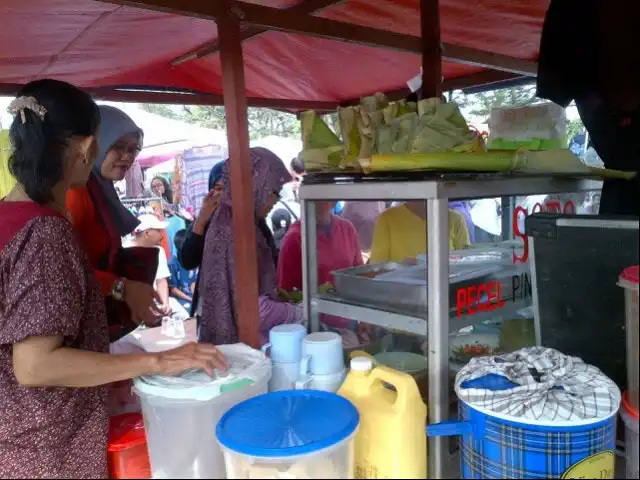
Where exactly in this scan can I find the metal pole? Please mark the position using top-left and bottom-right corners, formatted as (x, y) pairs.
(301, 199), (319, 332)
(501, 196), (515, 241)
(427, 198), (450, 478)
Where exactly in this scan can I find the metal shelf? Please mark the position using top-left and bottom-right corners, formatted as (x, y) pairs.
(300, 174), (602, 201)
(300, 173), (602, 480)
(313, 292), (532, 336)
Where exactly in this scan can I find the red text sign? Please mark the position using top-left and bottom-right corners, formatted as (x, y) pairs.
(513, 200), (576, 263)
(456, 280), (506, 317)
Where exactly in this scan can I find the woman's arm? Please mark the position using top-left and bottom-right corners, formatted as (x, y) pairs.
(13, 335), (226, 388)
(4, 230), (226, 388)
(178, 223), (206, 270)
(259, 295), (303, 338)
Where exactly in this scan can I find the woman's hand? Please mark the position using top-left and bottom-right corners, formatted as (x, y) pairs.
(193, 189), (220, 235)
(123, 279), (164, 326)
(154, 342), (228, 377)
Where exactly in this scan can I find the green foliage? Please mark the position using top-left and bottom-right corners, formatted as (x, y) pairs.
(566, 118), (585, 140)
(140, 104), (300, 139)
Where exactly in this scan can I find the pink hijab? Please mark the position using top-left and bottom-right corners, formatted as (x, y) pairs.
(198, 148), (292, 345)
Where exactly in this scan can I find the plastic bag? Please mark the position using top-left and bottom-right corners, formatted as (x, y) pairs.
(488, 103), (567, 150)
(135, 343), (271, 401)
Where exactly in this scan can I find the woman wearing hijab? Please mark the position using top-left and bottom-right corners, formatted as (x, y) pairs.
(199, 148), (304, 345)
(66, 105), (163, 337)
(177, 161), (225, 316)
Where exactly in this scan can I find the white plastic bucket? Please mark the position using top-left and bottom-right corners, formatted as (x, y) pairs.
(134, 344), (271, 479)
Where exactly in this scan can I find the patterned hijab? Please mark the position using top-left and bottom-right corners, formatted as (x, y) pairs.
(198, 148), (292, 345)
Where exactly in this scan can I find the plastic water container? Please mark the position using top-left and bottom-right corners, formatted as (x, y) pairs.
(338, 357), (427, 478)
(107, 413), (151, 479)
(621, 391), (639, 480)
(619, 266), (639, 411)
(134, 344), (271, 479)
(216, 390), (359, 479)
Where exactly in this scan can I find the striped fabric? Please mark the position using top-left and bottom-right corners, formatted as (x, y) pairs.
(179, 145), (227, 214)
(459, 401), (617, 479)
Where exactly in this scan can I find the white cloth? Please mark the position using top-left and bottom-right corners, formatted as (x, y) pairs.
(455, 347), (620, 422)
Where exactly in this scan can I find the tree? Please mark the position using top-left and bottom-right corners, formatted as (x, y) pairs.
(566, 118), (585, 140)
(140, 104), (300, 139)
(452, 85), (541, 122)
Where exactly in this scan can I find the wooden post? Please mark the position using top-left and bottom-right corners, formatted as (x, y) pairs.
(217, 2), (261, 348)
(420, 0), (442, 99)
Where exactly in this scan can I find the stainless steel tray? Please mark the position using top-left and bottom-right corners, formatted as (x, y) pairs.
(332, 262), (528, 311)
(332, 263), (425, 311)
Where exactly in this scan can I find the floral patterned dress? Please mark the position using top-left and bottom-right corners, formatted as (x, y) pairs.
(0, 202), (109, 478)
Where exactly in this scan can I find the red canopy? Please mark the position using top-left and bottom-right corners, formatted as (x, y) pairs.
(0, 0), (546, 107)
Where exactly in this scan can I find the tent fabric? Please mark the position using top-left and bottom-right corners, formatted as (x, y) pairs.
(0, 1), (547, 104)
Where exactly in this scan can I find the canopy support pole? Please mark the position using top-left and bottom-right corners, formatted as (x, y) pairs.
(421, 0), (442, 100)
(217, 3), (261, 348)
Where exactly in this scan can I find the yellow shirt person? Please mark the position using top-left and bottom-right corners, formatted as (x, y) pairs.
(370, 202), (470, 263)
(1, 130), (16, 198)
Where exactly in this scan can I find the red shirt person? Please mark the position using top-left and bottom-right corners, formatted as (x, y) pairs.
(277, 201), (363, 330)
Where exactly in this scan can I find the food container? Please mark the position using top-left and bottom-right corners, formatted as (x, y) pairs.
(428, 347), (621, 479)
(332, 260), (517, 312)
(217, 390), (359, 479)
(619, 266), (639, 411)
(361, 351), (429, 400)
(107, 413), (151, 479)
(621, 391), (639, 480)
(134, 344), (271, 478)
(449, 329), (500, 364)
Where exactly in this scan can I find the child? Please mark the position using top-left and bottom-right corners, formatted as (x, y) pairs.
(130, 214), (172, 316)
(169, 229), (198, 313)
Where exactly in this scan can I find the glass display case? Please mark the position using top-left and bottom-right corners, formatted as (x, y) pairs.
(298, 172), (602, 478)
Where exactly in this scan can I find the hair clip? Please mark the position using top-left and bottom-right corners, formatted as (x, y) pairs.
(7, 96), (48, 124)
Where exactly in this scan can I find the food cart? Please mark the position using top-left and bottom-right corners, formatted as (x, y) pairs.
(300, 173), (602, 477)
(2, 1), (635, 479)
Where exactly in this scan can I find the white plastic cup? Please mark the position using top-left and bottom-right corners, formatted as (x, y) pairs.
(261, 324), (307, 363)
(269, 361), (300, 392)
(295, 369), (346, 393)
(299, 332), (344, 377)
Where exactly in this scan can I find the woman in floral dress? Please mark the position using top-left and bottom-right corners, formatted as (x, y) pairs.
(0, 80), (227, 479)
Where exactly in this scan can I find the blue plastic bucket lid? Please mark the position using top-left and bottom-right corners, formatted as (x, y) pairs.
(216, 390), (359, 458)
